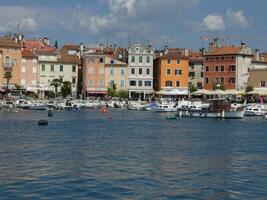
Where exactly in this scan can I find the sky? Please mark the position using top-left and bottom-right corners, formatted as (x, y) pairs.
(0, 0), (267, 51)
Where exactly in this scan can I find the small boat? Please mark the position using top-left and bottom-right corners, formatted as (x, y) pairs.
(38, 119), (48, 125)
(155, 103), (177, 112)
(244, 105), (266, 116)
(28, 103), (47, 110)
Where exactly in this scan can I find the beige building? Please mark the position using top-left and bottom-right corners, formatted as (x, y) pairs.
(37, 51), (79, 97)
(248, 68), (267, 88)
(104, 56), (128, 91)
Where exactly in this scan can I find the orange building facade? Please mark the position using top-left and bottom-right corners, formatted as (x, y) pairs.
(82, 53), (107, 96)
(0, 38), (22, 89)
(153, 52), (189, 91)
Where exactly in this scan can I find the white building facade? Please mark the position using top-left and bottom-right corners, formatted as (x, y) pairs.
(128, 44), (154, 99)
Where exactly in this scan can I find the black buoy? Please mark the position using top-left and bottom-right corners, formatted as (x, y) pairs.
(38, 119), (48, 126)
(48, 110), (53, 117)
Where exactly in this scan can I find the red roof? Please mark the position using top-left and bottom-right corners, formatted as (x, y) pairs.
(22, 50), (37, 58)
(23, 39), (54, 52)
(0, 38), (21, 48)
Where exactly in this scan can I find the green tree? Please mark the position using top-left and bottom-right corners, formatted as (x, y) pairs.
(54, 40), (58, 49)
(61, 81), (72, 98)
(108, 83), (117, 97)
(14, 84), (21, 90)
(117, 90), (128, 98)
(4, 71), (12, 91)
(50, 79), (62, 96)
(189, 84), (197, 93)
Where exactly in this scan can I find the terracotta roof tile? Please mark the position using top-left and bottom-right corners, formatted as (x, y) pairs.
(0, 38), (21, 48)
(205, 46), (244, 55)
(157, 52), (188, 60)
(22, 50), (37, 58)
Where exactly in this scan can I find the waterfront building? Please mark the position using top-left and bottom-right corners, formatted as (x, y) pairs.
(153, 51), (189, 93)
(104, 56), (128, 91)
(203, 41), (253, 91)
(23, 37), (54, 52)
(188, 51), (204, 89)
(0, 36), (22, 89)
(248, 68), (267, 88)
(82, 53), (107, 97)
(128, 43), (154, 99)
(37, 51), (79, 97)
(20, 50), (38, 92)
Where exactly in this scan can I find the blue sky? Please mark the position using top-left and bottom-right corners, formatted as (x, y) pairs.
(0, 0), (267, 51)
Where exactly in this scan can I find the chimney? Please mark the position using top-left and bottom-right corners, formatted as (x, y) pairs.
(241, 42), (246, 49)
(255, 49), (260, 61)
(209, 42), (216, 52)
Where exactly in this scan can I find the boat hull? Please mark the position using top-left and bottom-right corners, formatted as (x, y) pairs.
(176, 110), (245, 119)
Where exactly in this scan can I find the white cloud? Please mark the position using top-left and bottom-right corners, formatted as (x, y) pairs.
(201, 14), (225, 31)
(226, 9), (248, 28)
(108, 0), (136, 16)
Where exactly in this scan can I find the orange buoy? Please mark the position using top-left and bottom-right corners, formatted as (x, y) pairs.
(101, 107), (107, 113)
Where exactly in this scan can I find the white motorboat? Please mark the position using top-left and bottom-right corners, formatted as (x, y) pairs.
(244, 105), (266, 116)
(28, 103), (47, 110)
(155, 103), (177, 112)
(128, 101), (145, 111)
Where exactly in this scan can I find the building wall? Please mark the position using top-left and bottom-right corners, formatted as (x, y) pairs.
(20, 57), (38, 88)
(236, 56), (251, 90)
(248, 69), (267, 88)
(38, 61), (78, 95)
(83, 54), (106, 94)
(188, 59), (204, 89)
(159, 58), (189, 90)
(0, 51), (2, 86)
(104, 65), (128, 91)
(128, 44), (154, 96)
(0, 47), (22, 87)
(204, 55), (237, 90)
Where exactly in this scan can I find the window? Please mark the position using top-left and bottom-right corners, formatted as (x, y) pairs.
(176, 81), (180, 87)
(110, 60), (114, 64)
(72, 77), (76, 84)
(42, 64), (45, 71)
(166, 69), (171, 75)
(145, 81), (151, 87)
(89, 67), (94, 74)
(139, 56), (143, 63)
(5, 56), (11, 67)
(215, 77), (219, 84)
(138, 80), (143, 86)
(72, 65), (76, 72)
(146, 68), (150, 75)
(13, 58), (17, 65)
(21, 67), (26, 73)
(50, 65), (54, 72)
(197, 82), (203, 88)
(99, 68), (104, 75)
(32, 67), (37, 74)
(130, 80), (136, 86)
(260, 81), (266, 87)
(99, 57), (104, 63)
(229, 77), (236, 83)
(167, 58), (171, 64)
(221, 77), (224, 83)
(189, 72), (195, 77)
(146, 56), (150, 63)
(120, 69), (125, 75)
(175, 69), (182, 75)
(229, 65), (236, 71)
(59, 77), (63, 82)
(221, 56), (224, 60)
(131, 56), (135, 63)
(110, 80), (115, 86)
(131, 68), (135, 75)
(215, 66), (219, 72)
(99, 80), (104, 87)
(201, 72), (204, 77)
(176, 59), (180, 64)
(205, 66), (209, 72)
(205, 78), (209, 84)
(139, 68), (142, 75)
(109, 68), (114, 75)
(120, 80), (125, 87)
(60, 65), (63, 72)
(165, 81), (172, 87)
(216, 57), (219, 60)
(221, 65), (224, 72)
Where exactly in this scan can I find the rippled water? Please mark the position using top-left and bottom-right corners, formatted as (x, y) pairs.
(0, 109), (267, 199)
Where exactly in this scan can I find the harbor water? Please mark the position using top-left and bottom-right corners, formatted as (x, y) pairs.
(0, 110), (267, 199)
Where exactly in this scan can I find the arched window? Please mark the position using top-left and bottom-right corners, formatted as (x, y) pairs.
(5, 56), (11, 68)
(139, 56), (142, 63)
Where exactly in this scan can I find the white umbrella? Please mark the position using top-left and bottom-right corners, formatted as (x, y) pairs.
(192, 89), (212, 95)
(210, 89), (227, 95)
(225, 89), (244, 95)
